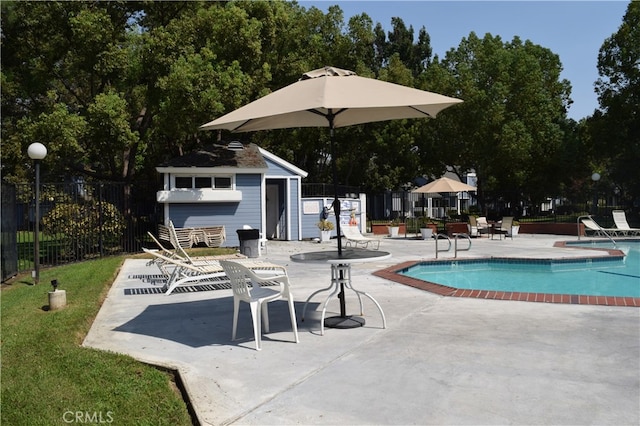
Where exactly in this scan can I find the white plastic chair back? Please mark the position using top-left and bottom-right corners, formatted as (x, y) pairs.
(222, 260), (252, 301)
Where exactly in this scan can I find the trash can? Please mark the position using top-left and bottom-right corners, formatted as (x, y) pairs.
(236, 229), (260, 258)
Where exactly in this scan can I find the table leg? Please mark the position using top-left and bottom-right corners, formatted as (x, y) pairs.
(301, 282), (334, 322)
(347, 281), (386, 330)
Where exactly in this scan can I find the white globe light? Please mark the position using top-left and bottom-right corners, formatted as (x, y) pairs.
(591, 172), (601, 182)
(27, 142), (47, 160)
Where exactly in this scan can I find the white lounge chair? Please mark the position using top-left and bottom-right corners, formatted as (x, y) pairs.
(158, 222), (194, 249)
(612, 210), (640, 236)
(142, 248), (285, 295)
(581, 218), (620, 237)
(220, 260), (299, 351)
(341, 225), (381, 250)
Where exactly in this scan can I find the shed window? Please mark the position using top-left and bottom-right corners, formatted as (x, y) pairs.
(175, 177), (192, 188)
(194, 177), (212, 188)
(214, 177), (232, 189)
(173, 175), (234, 190)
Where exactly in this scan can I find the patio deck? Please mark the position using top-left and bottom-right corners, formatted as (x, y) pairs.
(83, 234), (640, 425)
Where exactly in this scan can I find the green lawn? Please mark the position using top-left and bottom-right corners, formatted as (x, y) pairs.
(1, 256), (193, 425)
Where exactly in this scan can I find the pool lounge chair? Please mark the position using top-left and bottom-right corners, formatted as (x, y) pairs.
(143, 248), (286, 295)
(341, 225), (381, 250)
(145, 225), (233, 277)
(612, 210), (640, 236)
(581, 217), (620, 237)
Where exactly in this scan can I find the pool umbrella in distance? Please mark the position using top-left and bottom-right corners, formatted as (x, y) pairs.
(412, 176), (477, 194)
(412, 176), (477, 219)
(200, 66), (463, 254)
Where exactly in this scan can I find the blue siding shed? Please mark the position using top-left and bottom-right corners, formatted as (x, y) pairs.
(156, 142), (307, 248)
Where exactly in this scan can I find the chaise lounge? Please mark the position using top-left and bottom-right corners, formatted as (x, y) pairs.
(341, 225), (381, 250)
(581, 217), (620, 237)
(612, 210), (640, 236)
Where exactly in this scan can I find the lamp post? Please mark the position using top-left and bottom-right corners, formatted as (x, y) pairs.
(28, 142), (47, 284)
(591, 172), (601, 216)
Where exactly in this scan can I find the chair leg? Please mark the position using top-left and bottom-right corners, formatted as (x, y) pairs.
(232, 298), (240, 341)
(249, 301), (262, 351)
(262, 302), (270, 334)
(288, 297), (299, 343)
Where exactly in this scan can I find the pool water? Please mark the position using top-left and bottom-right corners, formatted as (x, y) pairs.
(400, 241), (640, 297)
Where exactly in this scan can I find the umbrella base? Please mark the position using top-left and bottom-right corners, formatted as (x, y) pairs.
(324, 315), (365, 329)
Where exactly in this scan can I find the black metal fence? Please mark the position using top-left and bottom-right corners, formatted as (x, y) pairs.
(2, 180), (633, 282)
(1, 181), (159, 281)
(365, 190), (626, 227)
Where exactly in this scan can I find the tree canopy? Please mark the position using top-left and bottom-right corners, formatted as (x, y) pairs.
(588, 1), (640, 207)
(2, 0), (637, 210)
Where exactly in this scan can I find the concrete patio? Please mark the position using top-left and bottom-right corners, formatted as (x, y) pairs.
(83, 234), (640, 425)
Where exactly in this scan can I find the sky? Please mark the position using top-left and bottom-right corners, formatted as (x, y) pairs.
(299, 1), (630, 120)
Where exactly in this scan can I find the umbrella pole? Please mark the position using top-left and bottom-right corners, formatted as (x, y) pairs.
(330, 125), (343, 256)
(330, 124), (348, 319)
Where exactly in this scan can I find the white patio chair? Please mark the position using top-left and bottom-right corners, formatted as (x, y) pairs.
(476, 217), (490, 236)
(220, 260), (299, 351)
(468, 216), (489, 237)
(491, 216), (514, 240)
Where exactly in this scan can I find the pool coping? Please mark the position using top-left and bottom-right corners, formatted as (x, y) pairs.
(373, 241), (639, 307)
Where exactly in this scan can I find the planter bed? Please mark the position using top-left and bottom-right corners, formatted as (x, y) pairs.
(519, 222), (584, 236)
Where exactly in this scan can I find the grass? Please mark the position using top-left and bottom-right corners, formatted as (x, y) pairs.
(1, 256), (193, 425)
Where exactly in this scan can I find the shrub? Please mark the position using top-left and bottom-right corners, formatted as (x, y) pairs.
(317, 219), (335, 231)
(42, 200), (125, 260)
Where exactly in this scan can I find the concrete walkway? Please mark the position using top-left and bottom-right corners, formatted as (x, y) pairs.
(83, 234), (640, 425)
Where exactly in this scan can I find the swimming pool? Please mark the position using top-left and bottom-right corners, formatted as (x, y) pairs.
(383, 241), (640, 305)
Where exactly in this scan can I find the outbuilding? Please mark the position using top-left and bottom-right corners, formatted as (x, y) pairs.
(156, 141), (308, 247)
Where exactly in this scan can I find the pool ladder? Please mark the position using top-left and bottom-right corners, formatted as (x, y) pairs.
(435, 233), (472, 258)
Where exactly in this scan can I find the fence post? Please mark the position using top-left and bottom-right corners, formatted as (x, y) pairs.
(98, 183), (104, 258)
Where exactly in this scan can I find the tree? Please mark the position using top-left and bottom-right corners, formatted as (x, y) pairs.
(419, 32), (570, 214)
(591, 1), (640, 207)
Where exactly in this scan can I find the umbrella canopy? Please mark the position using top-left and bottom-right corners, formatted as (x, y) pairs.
(413, 176), (477, 194)
(200, 66), (463, 253)
(200, 66), (462, 132)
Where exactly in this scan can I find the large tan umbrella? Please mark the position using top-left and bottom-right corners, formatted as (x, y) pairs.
(201, 66), (463, 253)
(413, 176), (477, 194)
(200, 67), (462, 132)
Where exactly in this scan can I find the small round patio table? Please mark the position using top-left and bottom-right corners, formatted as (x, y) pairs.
(291, 248), (391, 334)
